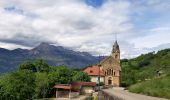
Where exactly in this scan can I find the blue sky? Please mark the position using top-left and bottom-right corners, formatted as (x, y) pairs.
(0, 0), (170, 58)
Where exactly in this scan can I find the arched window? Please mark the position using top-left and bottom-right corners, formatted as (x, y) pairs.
(111, 69), (113, 75)
(110, 69), (111, 75)
(107, 69), (109, 75)
(115, 54), (118, 59)
(114, 72), (116, 76)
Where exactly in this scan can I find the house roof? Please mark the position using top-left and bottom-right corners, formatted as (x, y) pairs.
(54, 82), (96, 90)
(54, 84), (71, 90)
(71, 82), (96, 86)
(83, 65), (104, 76)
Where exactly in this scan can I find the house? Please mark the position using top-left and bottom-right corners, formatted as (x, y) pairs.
(83, 65), (104, 84)
(54, 82), (96, 99)
(84, 41), (121, 87)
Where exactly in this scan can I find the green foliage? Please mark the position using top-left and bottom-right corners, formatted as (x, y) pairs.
(19, 61), (37, 72)
(128, 75), (170, 99)
(0, 71), (36, 100)
(85, 96), (94, 100)
(121, 50), (170, 87)
(34, 73), (49, 99)
(72, 71), (91, 82)
(0, 59), (92, 99)
(19, 59), (50, 73)
(121, 49), (170, 99)
(48, 66), (73, 85)
(35, 59), (49, 73)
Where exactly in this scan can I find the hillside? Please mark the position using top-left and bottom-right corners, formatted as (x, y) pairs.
(121, 48), (170, 99)
(128, 75), (170, 99)
(0, 43), (99, 73)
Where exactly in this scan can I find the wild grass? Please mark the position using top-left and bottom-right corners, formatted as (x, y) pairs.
(128, 75), (170, 99)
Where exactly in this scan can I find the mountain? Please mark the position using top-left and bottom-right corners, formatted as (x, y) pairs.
(0, 43), (99, 73)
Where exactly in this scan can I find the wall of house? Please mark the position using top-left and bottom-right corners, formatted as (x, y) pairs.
(90, 76), (104, 83)
(69, 92), (79, 98)
(81, 86), (94, 94)
(56, 91), (69, 98)
(56, 91), (79, 98)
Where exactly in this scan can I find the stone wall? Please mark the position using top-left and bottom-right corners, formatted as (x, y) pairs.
(56, 91), (79, 99)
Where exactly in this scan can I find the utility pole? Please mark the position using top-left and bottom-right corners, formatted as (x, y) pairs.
(98, 55), (102, 100)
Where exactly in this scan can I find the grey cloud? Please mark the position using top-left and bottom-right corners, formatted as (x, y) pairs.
(0, 0), (169, 59)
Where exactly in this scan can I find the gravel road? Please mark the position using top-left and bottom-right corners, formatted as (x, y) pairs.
(103, 87), (169, 100)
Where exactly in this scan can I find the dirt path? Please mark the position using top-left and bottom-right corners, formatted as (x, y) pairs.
(103, 87), (169, 100)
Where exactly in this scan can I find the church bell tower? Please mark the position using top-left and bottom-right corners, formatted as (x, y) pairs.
(111, 41), (120, 61)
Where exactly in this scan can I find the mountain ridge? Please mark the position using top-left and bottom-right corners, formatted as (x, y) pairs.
(0, 43), (99, 73)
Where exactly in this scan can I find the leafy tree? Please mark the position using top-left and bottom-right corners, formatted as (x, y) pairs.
(34, 73), (49, 98)
(0, 71), (35, 100)
(48, 66), (73, 85)
(72, 71), (91, 82)
(34, 59), (49, 73)
(19, 61), (37, 72)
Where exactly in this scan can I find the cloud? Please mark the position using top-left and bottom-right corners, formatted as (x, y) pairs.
(0, 42), (31, 50)
(0, 0), (132, 53)
(0, 0), (170, 59)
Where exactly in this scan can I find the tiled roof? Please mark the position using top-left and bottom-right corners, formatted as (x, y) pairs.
(54, 84), (71, 90)
(83, 66), (104, 76)
(54, 82), (96, 90)
(71, 82), (96, 86)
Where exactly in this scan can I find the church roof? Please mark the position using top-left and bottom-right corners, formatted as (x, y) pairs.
(100, 56), (121, 71)
(112, 40), (120, 53)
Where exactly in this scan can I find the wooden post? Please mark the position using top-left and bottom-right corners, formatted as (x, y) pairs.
(56, 88), (58, 99)
(69, 84), (71, 99)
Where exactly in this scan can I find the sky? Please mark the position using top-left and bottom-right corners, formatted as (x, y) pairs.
(0, 0), (170, 58)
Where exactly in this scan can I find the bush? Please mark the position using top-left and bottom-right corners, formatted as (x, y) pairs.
(85, 96), (94, 100)
(128, 75), (170, 99)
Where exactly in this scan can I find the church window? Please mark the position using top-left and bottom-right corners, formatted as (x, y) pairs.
(107, 69), (109, 75)
(114, 72), (116, 76)
(115, 54), (118, 59)
(111, 69), (113, 75)
(110, 69), (112, 75)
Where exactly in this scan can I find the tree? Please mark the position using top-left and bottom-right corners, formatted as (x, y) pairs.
(0, 71), (36, 100)
(34, 73), (49, 98)
(34, 59), (49, 73)
(48, 66), (73, 84)
(72, 71), (91, 82)
(19, 61), (36, 72)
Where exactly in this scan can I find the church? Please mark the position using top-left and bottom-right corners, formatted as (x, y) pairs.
(83, 41), (121, 87)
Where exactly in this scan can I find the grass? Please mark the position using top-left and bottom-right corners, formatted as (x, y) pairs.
(128, 75), (170, 99)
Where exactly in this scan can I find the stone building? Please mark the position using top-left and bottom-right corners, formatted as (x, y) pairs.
(83, 41), (121, 87)
(100, 41), (121, 86)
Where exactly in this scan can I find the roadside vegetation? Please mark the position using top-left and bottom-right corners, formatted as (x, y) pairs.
(128, 74), (170, 99)
(0, 59), (90, 100)
(121, 48), (170, 99)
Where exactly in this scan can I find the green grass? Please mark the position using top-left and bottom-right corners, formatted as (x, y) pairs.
(128, 75), (170, 99)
